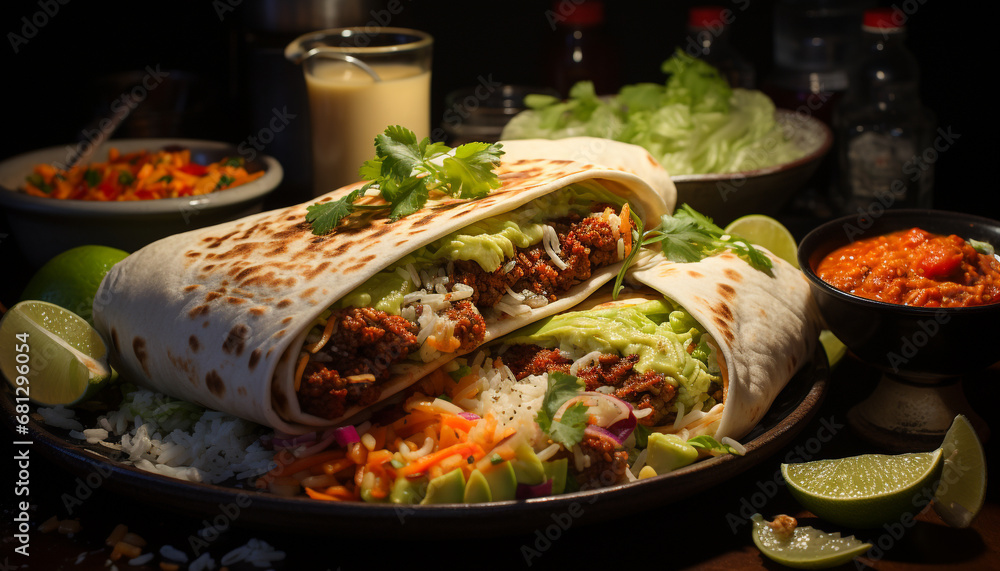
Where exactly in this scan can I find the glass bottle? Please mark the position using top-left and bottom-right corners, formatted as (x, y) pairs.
(543, 0), (620, 97)
(684, 5), (755, 89)
(832, 8), (935, 214)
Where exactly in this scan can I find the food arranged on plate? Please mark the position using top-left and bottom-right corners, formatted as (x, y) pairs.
(20, 146), (265, 201)
(815, 226), (1000, 307)
(3, 127), (827, 508)
(89, 128), (671, 435)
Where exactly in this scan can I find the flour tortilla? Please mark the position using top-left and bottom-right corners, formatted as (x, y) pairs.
(624, 250), (822, 440)
(92, 142), (673, 434)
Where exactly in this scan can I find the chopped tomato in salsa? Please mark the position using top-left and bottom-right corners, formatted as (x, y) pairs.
(816, 227), (1000, 308)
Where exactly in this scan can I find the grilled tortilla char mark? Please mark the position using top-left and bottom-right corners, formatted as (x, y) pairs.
(297, 207), (635, 420)
(501, 344), (677, 427)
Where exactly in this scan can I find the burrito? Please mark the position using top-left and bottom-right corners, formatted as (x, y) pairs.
(440, 248), (820, 490)
(92, 138), (672, 434)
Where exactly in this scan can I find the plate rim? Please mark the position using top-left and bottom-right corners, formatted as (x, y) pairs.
(2, 343), (829, 537)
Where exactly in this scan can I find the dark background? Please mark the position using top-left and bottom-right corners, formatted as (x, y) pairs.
(0, 0), (996, 289)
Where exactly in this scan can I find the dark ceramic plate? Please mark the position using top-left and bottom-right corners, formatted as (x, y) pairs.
(2, 344), (827, 538)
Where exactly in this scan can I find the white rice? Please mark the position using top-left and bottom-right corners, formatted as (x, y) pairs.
(159, 544), (188, 563)
(188, 552), (216, 571)
(44, 387), (274, 485)
(220, 539), (285, 568)
(128, 552), (154, 566)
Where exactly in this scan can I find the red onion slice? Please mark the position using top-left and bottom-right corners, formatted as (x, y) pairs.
(516, 479), (553, 499)
(584, 424), (625, 446)
(331, 425), (361, 448)
(605, 413), (637, 443)
(458, 412), (481, 421)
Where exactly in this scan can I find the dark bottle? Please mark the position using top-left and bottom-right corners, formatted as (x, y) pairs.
(543, 0), (620, 97)
(762, 0), (870, 126)
(832, 8), (935, 215)
(684, 5), (756, 89)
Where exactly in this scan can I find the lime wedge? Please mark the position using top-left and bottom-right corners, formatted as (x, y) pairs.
(724, 214), (799, 268)
(752, 514), (872, 569)
(20, 244), (129, 326)
(818, 330), (847, 368)
(933, 415), (987, 527)
(0, 300), (112, 406)
(781, 449), (943, 529)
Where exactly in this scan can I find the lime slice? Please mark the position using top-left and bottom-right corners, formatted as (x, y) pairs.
(724, 214), (800, 268)
(20, 245), (129, 326)
(781, 448), (943, 529)
(0, 300), (112, 406)
(818, 330), (847, 368)
(751, 514), (872, 569)
(933, 415), (987, 527)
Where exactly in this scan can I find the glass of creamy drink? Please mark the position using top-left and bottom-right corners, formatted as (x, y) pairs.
(286, 28), (433, 196)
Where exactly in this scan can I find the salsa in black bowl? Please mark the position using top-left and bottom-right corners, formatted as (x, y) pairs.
(797, 209), (1000, 382)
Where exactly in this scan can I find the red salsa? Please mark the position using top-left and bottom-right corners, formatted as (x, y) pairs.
(816, 227), (1000, 308)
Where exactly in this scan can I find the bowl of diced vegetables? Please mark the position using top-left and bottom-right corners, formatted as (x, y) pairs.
(0, 138), (283, 267)
(500, 51), (832, 226)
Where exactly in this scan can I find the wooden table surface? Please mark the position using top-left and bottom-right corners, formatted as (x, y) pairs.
(2, 352), (997, 571)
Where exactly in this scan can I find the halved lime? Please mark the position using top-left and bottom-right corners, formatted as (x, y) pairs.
(751, 514), (872, 569)
(20, 245), (129, 326)
(781, 448), (943, 529)
(724, 214), (800, 268)
(0, 300), (112, 406)
(933, 415), (987, 528)
(818, 330), (847, 368)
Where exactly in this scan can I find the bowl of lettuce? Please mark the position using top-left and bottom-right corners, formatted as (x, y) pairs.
(500, 51), (832, 225)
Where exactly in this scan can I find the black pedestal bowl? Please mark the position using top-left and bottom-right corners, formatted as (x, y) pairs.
(797, 209), (1000, 451)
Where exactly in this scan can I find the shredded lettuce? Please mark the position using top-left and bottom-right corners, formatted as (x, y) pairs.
(501, 50), (804, 175)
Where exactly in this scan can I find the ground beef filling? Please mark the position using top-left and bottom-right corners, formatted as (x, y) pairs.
(297, 208), (633, 420)
(450, 208), (630, 308)
(500, 344), (677, 426)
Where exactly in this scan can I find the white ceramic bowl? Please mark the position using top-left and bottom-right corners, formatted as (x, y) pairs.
(0, 138), (283, 267)
(671, 110), (832, 226)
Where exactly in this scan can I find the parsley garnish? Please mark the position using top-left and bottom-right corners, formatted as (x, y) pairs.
(83, 168), (102, 188)
(611, 204), (772, 299)
(641, 204), (772, 271)
(214, 174), (236, 191)
(534, 371), (589, 449)
(118, 171), (135, 185)
(305, 125), (505, 235)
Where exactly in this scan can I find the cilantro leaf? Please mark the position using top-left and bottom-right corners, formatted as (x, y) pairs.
(307, 126), (505, 235)
(305, 187), (364, 234)
(385, 176), (430, 221)
(535, 371), (588, 448)
(439, 142), (505, 199)
(641, 204), (773, 272)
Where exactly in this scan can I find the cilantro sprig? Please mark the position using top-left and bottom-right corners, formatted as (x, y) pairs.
(641, 204), (772, 271)
(611, 204), (772, 299)
(305, 126), (505, 235)
(535, 372), (589, 449)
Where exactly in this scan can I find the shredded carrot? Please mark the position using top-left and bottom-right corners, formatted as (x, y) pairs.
(304, 317), (337, 354)
(305, 487), (338, 501)
(365, 449), (394, 470)
(439, 424), (460, 449)
(321, 457), (357, 476)
(269, 450), (345, 479)
(397, 441), (482, 478)
(293, 353), (309, 392)
(21, 147), (265, 201)
(440, 413), (476, 434)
